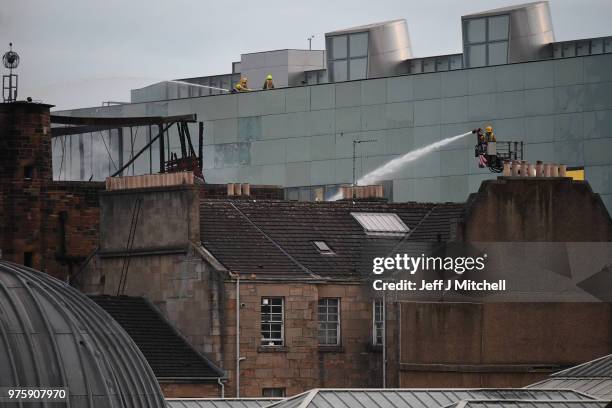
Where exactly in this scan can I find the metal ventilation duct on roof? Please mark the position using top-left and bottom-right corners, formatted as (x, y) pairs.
(462, 1), (554, 66)
(325, 19), (412, 80)
(0, 261), (166, 408)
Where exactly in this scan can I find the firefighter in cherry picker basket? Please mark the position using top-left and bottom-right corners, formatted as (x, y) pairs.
(473, 125), (496, 168)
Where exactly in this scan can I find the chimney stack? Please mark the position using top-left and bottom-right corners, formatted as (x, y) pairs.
(227, 183), (251, 198)
(500, 161), (571, 179)
(340, 184), (384, 200)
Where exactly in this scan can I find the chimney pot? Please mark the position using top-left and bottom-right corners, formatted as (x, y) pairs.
(511, 161), (521, 176)
(535, 162), (543, 177)
(503, 161), (511, 176)
(528, 163), (536, 177)
(544, 164), (552, 177)
(552, 164), (559, 177)
(242, 183), (250, 196)
(375, 184), (383, 198)
(521, 161), (529, 177)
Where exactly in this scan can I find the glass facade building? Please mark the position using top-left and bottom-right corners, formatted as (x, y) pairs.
(52, 2), (612, 211)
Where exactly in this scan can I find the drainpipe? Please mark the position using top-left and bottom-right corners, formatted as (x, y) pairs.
(382, 291), (387, 388)
(235, 275), (244, 397)
(217, 378), (225, 398)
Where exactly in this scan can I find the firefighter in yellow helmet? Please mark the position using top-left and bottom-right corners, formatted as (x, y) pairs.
(231, 83), (242, 94)
(484, 125), (496, 142)
(239, 77), (251, 91)
(262, 74), (275, 90)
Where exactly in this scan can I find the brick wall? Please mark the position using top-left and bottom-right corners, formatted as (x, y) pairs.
(0, 102), (53, 269)
(42, 182), (103, 279)
(0, 102), (102, 279)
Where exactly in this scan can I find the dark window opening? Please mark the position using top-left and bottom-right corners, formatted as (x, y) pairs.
(23, 165), (34, 180)
(373, 299), (384, 346)
(24, 252), (33, 267)
(262, 388), (285, 398)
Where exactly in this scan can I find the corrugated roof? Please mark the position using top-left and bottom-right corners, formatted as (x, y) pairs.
(445, 400), (608, 408)
(552, 354), (612, 378)
(528, 377), (612, 401)
(166, 398), (280, 408)
(264, 389), (596, 408)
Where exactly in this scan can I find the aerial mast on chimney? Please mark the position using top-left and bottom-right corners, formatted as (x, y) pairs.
(2, 43), (20, 102)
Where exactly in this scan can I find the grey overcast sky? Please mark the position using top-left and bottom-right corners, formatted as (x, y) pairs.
(1, 0), (610, 110)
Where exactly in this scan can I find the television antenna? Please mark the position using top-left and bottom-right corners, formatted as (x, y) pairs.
(2, 43), (20, 102)
(307, 35), (315, 50)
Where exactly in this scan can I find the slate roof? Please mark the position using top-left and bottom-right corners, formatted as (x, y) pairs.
(166, 399), (280, 408)
(264, 388), (596, 408)
(90, 295), (224, 380)
(199, 200), (465, 279)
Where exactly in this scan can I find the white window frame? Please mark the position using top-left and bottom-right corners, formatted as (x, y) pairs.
(372, 299), (384, 346)
(261, 297), (284, 346)
(318, 298), (341, 346)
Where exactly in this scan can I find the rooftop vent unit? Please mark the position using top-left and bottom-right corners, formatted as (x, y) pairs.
(325, 19), (412, 81)
(461, 1), (554, 67)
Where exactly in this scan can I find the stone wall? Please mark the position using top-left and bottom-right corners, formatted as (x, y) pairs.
(462, 177), (612, 242)
(220, 281), (385, 397)
(160, 382), (221, 398)
(398, 301), (612, 388)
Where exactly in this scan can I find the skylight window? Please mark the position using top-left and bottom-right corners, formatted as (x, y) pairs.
(313, 241), (334, 254)
(351, 212), (410, 237)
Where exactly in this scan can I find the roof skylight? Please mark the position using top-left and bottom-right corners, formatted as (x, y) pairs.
(351, 212), (410, 237)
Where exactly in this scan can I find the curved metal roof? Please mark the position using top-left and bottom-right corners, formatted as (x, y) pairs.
(0, 261), (165, 407)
